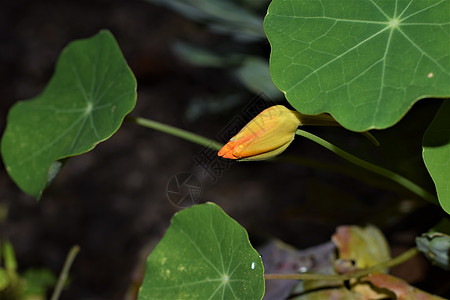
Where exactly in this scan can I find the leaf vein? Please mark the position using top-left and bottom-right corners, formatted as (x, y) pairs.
(176, 225), (223, 276)
(286, 26), (390, 93)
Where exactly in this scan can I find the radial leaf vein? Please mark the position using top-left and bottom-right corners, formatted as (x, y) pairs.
(400, 0), (448, 22)
(71, 63), (90, 105)
(228, 262), (242, 278)
(394, 0), (399, 17)
(268, 14), (388, 24)
(88, 113), (100, 139)
(373, 27), (395, 120)
(400, 22), (450, 26)
(94, 78), (115, 106)
(209, 212), (225, 273)
(226, 226), (236, 274)
(286, 25), (390, 93)
(149, 278), (222, 290)
(368, 0), (391, 20)
(68, 115), (89, 153)
(397, 27), (450, 74)
(176, 225), (223, 276)
(29, 105), (87, 114)
(398, 0), (415, 19)
(208, 282), (223, 300)
(227, 284), (237, 299)
(89, 53), (98, 102)
(11, 113), (87, 168)
(93, 61), (111, 105)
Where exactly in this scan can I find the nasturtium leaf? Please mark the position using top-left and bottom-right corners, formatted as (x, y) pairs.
(1, 30), (137, 198)
(138, 202), (265, 300)
(264, 0), (450, 131)
(423, 100), (450, 214)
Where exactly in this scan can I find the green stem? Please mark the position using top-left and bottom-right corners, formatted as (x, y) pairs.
(265, 247), (419, 281)
(295, 129), (437, 205)
(126, 116), (223, 151)
(50, 245), (80, 300)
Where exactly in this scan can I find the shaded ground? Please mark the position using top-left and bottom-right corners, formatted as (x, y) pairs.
(0, 0), (448, 299)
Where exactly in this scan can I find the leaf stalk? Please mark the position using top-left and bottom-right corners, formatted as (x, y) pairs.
(264, 247), (419, 281)
(126, 116), (223, 151)
(295, 129), (437, 204)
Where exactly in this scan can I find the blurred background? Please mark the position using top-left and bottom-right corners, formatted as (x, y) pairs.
(0, 0), (448, 299)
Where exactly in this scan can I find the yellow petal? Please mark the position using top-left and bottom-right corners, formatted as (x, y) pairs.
(218, 105), (301, 160)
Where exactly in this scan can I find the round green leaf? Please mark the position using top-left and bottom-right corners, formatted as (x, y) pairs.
(138, 202), (265, 300)
(264, 0), (450, 131)
(423, 100), (450, 214)
(1, 30), (137, 198)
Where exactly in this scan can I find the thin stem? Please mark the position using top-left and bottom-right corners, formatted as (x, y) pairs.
(126, 116), (223, 151)
(50, 245), (80, 300)
(265, 247), (419, 281)
(295, 129), (437, 205)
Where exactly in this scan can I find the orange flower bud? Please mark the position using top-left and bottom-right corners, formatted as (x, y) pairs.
(218, 105), (302, 160)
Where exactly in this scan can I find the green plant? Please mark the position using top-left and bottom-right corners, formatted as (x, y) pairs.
(1, 0), (449, 299)
(0, 240), (59, 299)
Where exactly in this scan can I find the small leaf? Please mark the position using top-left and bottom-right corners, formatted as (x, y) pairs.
(1, 30), (137, 198)
(138, 202), (265, 300)
(332, 225), (390, 270)
(416, 231), (450, 270)
(264, 0), (450, 131)
(423, 100), (450, 214)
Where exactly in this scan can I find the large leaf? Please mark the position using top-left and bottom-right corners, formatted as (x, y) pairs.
(264, 0), (450, 131)
(138, 202), (265, 300)
(1, 30), (137, 198)
(423, 100), (450, 214)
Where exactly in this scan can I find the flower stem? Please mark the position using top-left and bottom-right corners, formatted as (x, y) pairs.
(126, 116), (223, 151)
(50, 245), (80, 300)
(295, 129), (437, 205)
(265, 247), (419, 281)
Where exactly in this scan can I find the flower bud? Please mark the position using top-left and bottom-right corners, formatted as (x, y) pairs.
(218, 105), (301, 160)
